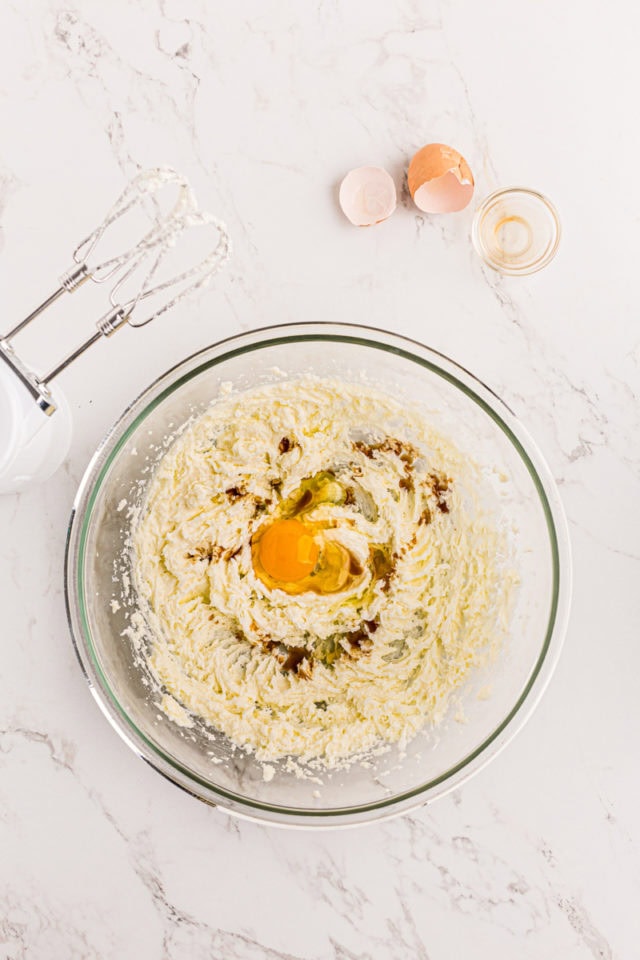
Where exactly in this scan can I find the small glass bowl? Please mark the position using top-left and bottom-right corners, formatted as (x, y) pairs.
(472, 187), (561, 276)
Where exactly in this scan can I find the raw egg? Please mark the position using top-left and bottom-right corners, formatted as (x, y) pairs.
(252, 518), (360, 596)
(339, 166), (397, 226)
(407, 143), (474, 213)
(251, 472), (368, 596)
(251, 472), (396, 597)
(255, 519), (319, 583)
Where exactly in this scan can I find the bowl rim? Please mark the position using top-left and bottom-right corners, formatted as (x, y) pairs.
(65, 321), (572, 827)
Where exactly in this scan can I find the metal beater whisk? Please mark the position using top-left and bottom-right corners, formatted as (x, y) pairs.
(0, 168), (231, 415)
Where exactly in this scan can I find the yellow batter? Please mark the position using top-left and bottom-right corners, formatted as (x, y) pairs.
(133, 377), (509, 764)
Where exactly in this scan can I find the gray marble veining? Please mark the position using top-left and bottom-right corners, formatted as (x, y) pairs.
(1, 0), (639, 957)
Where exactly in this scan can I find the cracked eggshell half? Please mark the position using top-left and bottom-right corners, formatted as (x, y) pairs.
(338, 166), (397, 226)
(407, 143), (474, 213)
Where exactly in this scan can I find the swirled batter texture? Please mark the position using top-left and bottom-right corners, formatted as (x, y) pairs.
(134, 378), (507, 764)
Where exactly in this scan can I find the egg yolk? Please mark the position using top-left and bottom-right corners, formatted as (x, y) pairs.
(256, 519), (319, 583)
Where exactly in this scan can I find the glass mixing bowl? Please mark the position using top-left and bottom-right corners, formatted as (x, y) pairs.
(65, 323), (571, 827)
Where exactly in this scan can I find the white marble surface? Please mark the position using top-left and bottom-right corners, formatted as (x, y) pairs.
(1, 0), (639, 956)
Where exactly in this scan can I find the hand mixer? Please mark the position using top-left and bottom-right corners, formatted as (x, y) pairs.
(0, 168), (231, 494)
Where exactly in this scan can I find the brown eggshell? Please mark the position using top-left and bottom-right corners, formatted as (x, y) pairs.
(408, 143), (474, 213)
